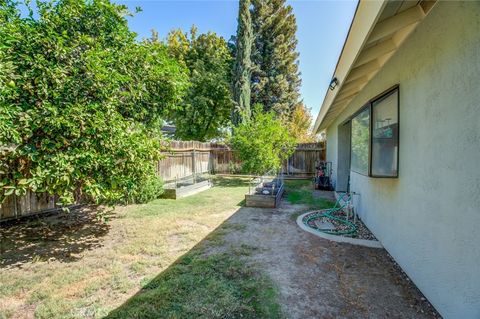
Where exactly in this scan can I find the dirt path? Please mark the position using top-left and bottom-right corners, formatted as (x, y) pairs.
(206, 199), (439, 319)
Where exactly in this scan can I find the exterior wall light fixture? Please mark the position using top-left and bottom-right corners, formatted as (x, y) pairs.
(329, 77), (339, 90)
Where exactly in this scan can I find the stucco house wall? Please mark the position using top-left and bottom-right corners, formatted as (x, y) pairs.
(325, 2), (480, 318)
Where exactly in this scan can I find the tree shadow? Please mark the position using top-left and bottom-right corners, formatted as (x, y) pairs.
(0, 206), (113, 268)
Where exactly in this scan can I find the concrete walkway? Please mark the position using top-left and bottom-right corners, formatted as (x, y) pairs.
(208, 199), (439, 318)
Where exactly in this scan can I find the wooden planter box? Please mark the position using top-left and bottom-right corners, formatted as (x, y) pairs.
(161, 179), (212, 199)
(245, 183), (284, 208)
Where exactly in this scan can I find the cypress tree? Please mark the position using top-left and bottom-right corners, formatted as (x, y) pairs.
(232, 0), (254, 124)
(251, 0), (301, 118)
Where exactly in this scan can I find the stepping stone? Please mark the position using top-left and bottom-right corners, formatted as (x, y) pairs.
(314, 220), (335, 230)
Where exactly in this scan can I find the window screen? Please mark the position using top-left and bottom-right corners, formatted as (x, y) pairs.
(371, 89), (399, 177)
(351, 107), (370, 175)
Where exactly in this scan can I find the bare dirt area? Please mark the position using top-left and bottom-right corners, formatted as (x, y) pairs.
(205, 198), (440, 319)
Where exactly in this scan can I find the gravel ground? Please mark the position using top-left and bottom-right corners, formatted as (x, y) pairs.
(205, 198), (441, 318)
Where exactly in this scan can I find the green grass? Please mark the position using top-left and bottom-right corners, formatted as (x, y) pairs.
(106, 250), (281, 319)
(0, 177), (282, 319)
(284, 179), (335, 209)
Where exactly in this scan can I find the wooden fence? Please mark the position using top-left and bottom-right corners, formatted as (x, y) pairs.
(156, 141), (325, 182)
(283, 142), (326, 176)
(0, 140), (325, 221)
(0, 192), (64, 221)
(156, 141), (242, 182)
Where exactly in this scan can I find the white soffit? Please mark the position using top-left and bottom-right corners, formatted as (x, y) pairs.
(314, 0), (437, 133)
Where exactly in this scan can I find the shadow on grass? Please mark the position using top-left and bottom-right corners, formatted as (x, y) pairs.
(0, 177), (244, 269)
(0, 207), (112, 268)
(105, 207), (282, 319)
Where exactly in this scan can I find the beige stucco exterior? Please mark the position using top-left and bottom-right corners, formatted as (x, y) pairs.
(324, 2), (480, 318)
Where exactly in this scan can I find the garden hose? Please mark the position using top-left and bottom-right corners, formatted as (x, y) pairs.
(302, 193), (358, 236)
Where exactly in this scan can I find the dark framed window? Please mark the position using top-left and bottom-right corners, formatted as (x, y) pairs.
(349, 86), (399, 178)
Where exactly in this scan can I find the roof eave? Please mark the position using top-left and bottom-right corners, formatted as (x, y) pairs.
(314, 0), (438, 133)
(314, 0), (386, 133)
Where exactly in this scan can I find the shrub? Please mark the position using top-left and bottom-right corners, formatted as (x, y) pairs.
(230, 105), (296, 175)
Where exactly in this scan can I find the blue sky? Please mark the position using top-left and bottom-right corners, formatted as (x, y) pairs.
(117, 0), (358, 117)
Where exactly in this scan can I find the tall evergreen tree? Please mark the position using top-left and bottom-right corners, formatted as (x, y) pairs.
(232, 0), (254, 124)
(251, 0), (301, 118)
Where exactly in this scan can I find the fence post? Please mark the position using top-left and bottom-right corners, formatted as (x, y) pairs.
(13, 193), (18, 218)
(192, 148), (196, 183)
(211, 149), (215, 174)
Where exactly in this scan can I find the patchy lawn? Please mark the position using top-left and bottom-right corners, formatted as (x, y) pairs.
(0, 177), (439, 319)
(0, 177), (281, 319)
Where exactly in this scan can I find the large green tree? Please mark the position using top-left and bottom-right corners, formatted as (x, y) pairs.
(232, 0), (254, 125)
(0, 0), (188, 205)
(251, 0), (301, 118)
(167, 26), (234, 141)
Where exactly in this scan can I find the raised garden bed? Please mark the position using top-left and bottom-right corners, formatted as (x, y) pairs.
(245, 177), (284, 208)
(162, 174), (212, 199)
